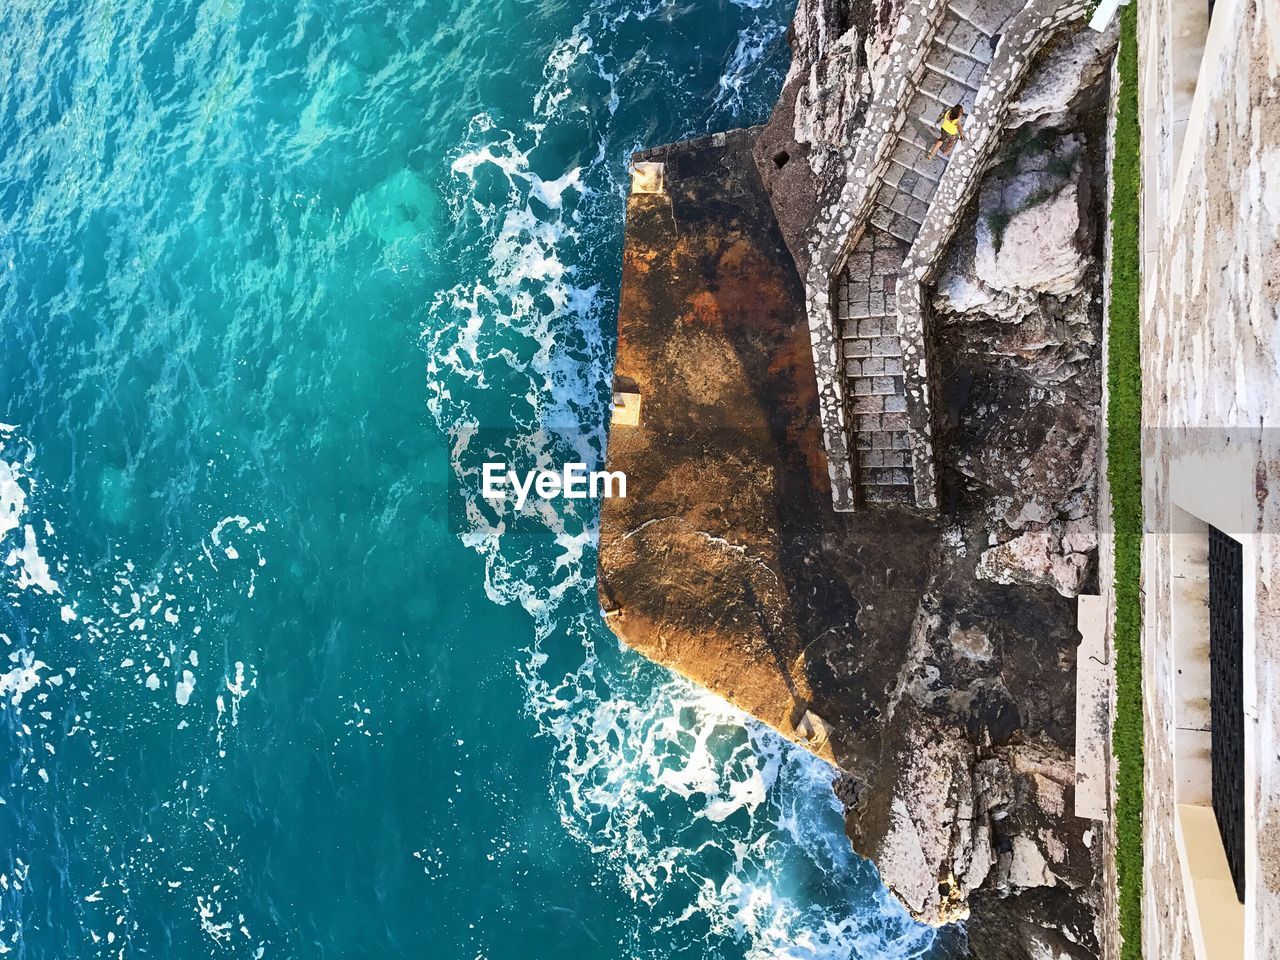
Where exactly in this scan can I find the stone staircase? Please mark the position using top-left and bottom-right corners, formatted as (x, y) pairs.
(835, 232), (913, 503)
(834, 0), (1023, 505)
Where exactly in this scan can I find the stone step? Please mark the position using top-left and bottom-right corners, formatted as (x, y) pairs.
(944, 0), (1006, 38)
(941, 38), (992, 67)
(898, 128), (951, 163)
(843, 336), (906, 360)
(864, 483), (915, 505)
(851, 411), (910, 434)
(885, 155), (942, 188)
(852, 429), (912, 452)
(922, 57), (981, 93)
(914, 69), (979, 116)
(869, 202), (921, 244)
(844, 355), (905, 379)
(874, 181), (930, 219)
(915, 83), (959, 111)
(860, 465), (914, 487)
(849, 376), (907, 401)
(885, 214), (921, 245)
(936, 15), (996, 64)
(889, 140), (948, 180)
(842, 313), (899, 340)
(857, 448), (913, 470)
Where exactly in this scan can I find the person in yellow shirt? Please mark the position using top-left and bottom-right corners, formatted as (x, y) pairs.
(927, 103), (966, 160)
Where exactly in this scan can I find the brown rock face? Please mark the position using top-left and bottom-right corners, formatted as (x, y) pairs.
(598, 126), (1103, 959)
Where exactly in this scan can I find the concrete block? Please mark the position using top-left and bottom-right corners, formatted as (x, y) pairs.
(629, 161), (665, 195)
(612, 390), (642, 427)
(1075, 594), (1108, 820)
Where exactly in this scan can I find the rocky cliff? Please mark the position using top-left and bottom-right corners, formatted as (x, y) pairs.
(598, 3), (1116, 957)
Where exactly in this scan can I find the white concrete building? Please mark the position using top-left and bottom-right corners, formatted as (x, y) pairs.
(1135, 0), (1280, 957)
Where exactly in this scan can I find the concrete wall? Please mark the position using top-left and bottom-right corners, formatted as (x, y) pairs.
(1137, 1), (1280, 957)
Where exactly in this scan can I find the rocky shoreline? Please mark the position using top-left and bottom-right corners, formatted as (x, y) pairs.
(598, 4), (1116, 956)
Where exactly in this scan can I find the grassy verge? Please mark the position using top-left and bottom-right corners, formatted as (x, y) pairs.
(1107, 4), (1143, 958)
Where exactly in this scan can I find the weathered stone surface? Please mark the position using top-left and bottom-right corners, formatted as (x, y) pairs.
(976, 524), (1091, 597)
(952, 379), (1097, 522)
(601, 2), (1115, 955)
(752, 0), (874, 278)
(1006, 22), (1118, 129)
(932, 125), (1103, 392)
(973, 136), (1092, 298)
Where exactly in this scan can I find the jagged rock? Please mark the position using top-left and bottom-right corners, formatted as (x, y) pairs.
(1061, 515), (1098, 555)
(975, 524), (1091, 597)
(973, 136), (1091, 298)
(932, 126), (1100, 389)
(1010, 834), (1058, 889)
(953, 382), (1097, 521)
(1007, 22), (1119, 129)
(871, 723), (979, 923)
(935, 268), (1030, 322)
(752, 0), (875, 275)
(949, 622), (994, 661)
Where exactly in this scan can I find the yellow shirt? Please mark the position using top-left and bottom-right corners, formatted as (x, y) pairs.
(941, 116), (961, 136)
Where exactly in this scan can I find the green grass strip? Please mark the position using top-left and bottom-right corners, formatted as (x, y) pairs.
(1108, 4), (1143, 958)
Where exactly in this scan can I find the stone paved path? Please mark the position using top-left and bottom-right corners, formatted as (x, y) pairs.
(836, 0), (1023, 505)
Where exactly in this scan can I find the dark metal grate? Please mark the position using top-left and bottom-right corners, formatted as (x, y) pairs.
(1208, 525), (1246, 903)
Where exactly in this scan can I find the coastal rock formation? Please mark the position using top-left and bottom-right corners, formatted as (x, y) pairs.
(1006, 23), (1118, 129)
(938, 131), (1093, 311)
(600, 6), (1115, 958)
(751, 0), (873, 276)
(973, 141), (1091, 298)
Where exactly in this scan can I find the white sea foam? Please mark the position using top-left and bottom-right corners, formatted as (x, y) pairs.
(715, 18), (789, 116)
(0, 426), (268, 955)
(424, 6), (935, 954)
(0, 459), (27, 542)
(1, 651), (46, 708)
(0, 441), (59, 593)
(5, 524), (60, 593)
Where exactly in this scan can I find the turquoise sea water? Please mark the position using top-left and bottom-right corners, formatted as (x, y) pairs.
(0, 1), (938, 957)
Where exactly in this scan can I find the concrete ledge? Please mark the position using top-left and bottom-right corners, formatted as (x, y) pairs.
(1175, 803), (1245, 960)
(1075, 593), (1109, 820)
(629, 161), (665, 195)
